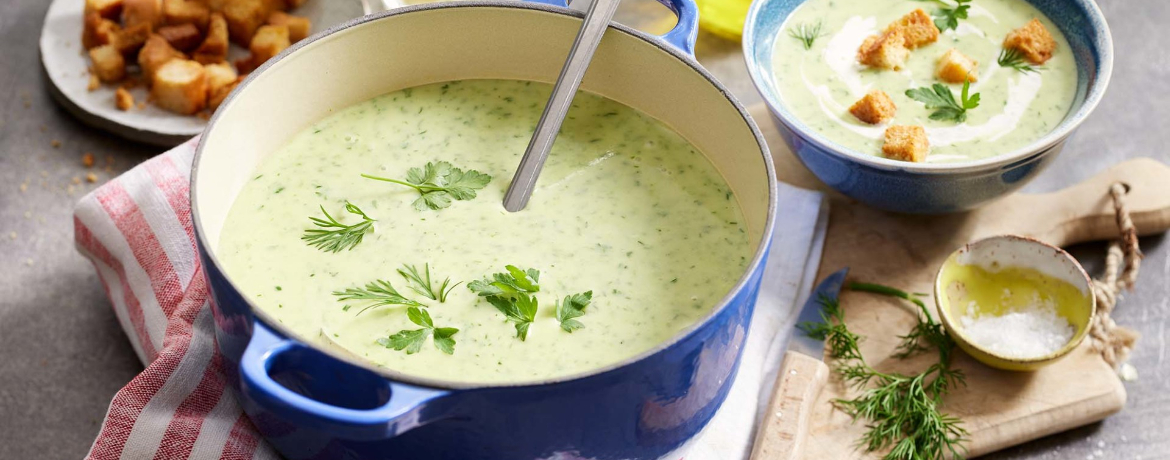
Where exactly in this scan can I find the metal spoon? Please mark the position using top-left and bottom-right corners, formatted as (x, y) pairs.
(502, 0), (622, 212)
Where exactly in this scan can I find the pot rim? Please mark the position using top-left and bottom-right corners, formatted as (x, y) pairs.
(742, 0), (1114, 175)
(192, 0), (779, 391)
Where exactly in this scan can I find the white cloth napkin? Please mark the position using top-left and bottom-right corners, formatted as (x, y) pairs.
(685, 182), (829, 460)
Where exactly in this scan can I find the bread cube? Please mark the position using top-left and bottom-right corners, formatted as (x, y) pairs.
(267, 11), (310, 43)
(89, 44), (126, 82)
(208, 78), (239, 111)
(273, 0), (307, 10)
(886, 9), (938, 49)
(151, 59), (207, 114)
(248, 24), (290, 66)
(115, 87), (135, 111)
(111, 22), (152, 56)
(139, 34), (186, 82)
(1004, 18), (1057, 65)
(85, 0), (124, 20)
(936, 48), (978, 83)
(156, 23), (202, 51)
(858, 30), (909, 70)
(849, 90), (897, 125)
(206, 0), (229, 11)
(163, 0), (211, 30)
(882, 125), (930, 162)
(204, 61), (238, 93)
(223, 0), (271, 46)
(192, 12), (228, 64)
(83, 12), (122, 49)
(122, 0), (163, 29)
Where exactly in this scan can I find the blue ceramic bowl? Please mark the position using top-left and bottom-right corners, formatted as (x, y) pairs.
(192, 0), (778, 459)
(744, 0), (1113, 213)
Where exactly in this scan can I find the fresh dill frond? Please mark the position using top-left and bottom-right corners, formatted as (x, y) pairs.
(398, 263), (461, 303)
(801, 280), (969, 460)
(302, 201), (376, 253)
(788, 20), (827, 50)
(333, 279), (425, 315)
(997, 47), (1040, 73)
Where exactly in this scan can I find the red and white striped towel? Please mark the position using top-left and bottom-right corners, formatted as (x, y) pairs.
(74, 137), (279, 460)
(74, 137), (826, 460)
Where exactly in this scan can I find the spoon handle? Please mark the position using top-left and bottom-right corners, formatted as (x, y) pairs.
(503, 0), (622, 212)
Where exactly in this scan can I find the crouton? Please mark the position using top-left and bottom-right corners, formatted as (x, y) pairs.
(858, 30), (910, 70)
(156, 23), (202, 51)
(882, 125), (930, 162)
(1003, 18), (1057, 65)
(267, 11), (310, 43)
(206, 0), (229, 12)
(151, 59), (207, 114)
(886, 9), (938, 49)
(248, 24), (290, 66)
(139, 34), (186, 82)
(222, 0), (271, 46)
(163, 0), (210, 30)
(111, 22), (152, 56)
(88, 74), (102, 91)
(849, 90), (897, 125)
(82, 12), (122, 49)
(89, 45), (126, 83)
(273, 0), (307, 10)
(85, 0), (124, 20)
(204, 61), (238, 94)
(936, 48), (978, 83)
(122, 0), (163, 29)
(208, 78), (239, 111)
(192, 12), (228, 63)
(115, 87), (135, 111)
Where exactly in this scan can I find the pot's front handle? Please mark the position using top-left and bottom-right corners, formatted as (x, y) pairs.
(239, 322), (449, 441)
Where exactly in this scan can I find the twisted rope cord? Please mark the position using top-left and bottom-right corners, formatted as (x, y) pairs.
(1089, 183), (1143, 368)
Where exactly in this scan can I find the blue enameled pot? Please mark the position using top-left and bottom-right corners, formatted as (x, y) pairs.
(191, 1), (778, 459)
(744, 0), (1113, 213)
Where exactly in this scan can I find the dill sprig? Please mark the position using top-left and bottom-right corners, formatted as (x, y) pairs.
(788, 20), (827, 50)
(333, 279), (425, 315)
(302, 201), (376, 253)
(997, 47), (1040, 73)
(398, 263), (461, 303)
(800, 282), (968, 460)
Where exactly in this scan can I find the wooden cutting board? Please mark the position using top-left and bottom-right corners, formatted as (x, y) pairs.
(746, 105), (1170, 458)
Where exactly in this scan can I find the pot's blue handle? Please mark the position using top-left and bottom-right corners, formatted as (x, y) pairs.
(239, 322), (449, 441)
(531, 0), (699, 56)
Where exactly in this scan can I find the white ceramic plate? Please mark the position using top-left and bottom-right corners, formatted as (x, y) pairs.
(39, 0), (366, 146)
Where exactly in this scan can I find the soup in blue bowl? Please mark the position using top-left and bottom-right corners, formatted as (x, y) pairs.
(744, 0), (1112, 213)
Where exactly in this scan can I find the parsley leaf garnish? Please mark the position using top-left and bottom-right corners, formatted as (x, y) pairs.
(361, 161), (492, 211)
(556, 291), (592, 332)
(788, 20), (826, 50)
(469, 265), (542, 340)
(905, 80), (980, 123)
(997, 47), (1040, 74)
(334, 279), (424, 315)
(467, 265), (541, 297)
(302, 201), (375, 253)
(377, 306), (459, 355)
(398, 263), (461, 303)
(915, 0), (971, 32)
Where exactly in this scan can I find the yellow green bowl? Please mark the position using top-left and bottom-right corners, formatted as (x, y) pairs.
(934, 235), (1096, 371)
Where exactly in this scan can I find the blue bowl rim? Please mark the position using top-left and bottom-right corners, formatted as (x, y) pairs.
(742, 0), (1114, 174)
(191, 0), (779, 391)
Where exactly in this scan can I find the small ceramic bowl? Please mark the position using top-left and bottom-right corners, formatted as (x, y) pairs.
(743, 0), (1114, 214)
(934, 235), (1096, 371)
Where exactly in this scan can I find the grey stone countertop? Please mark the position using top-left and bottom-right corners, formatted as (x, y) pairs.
(0, 0), (1166, 458)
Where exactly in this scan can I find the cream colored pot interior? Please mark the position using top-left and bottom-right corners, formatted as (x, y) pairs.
(195, 4), (771, 258)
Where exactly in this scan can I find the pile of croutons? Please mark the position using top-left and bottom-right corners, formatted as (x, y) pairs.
(82, 0), (311, 116)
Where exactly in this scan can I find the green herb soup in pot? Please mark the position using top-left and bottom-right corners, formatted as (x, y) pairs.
(772, 0), (1078, 163)
(216, 79), (751, 384)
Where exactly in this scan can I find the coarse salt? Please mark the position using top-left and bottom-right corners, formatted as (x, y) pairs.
(960, 294), (1075, 359)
